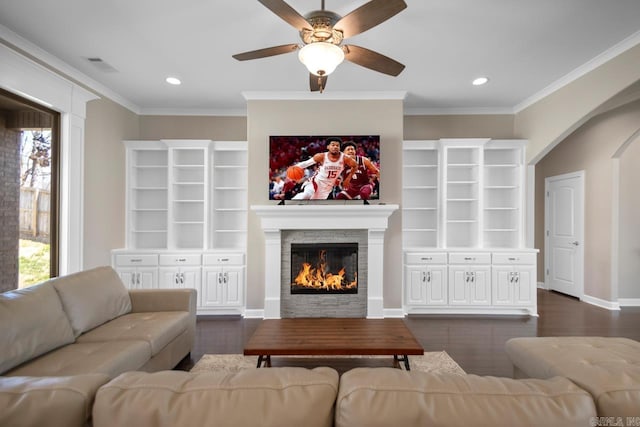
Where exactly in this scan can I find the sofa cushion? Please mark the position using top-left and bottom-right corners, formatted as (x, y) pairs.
(505, 336), (640, 417)
(76, 311), (190, 355)
(93, 368), (339, 427)
(335, 368), (596, 427)
(0, 374), (110, 427)
(5, 340), (151, 379)
(52, 266), (132, 337)
(0, 282), (75, 374)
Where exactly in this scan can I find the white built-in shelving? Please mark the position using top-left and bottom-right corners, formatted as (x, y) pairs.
(402, 139), (537, 316)
(113, 139), (248, 315)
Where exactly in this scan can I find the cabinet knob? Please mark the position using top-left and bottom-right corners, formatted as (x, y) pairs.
(464, 257), (475, 261)
(219, 258), (229, 262)
(131, 259), (142, 263)
(176, 258), (187, 262)
(421, 257), (432, 261)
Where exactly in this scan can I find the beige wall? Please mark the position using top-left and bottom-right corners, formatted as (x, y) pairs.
(139, 116), (246, 140)
(535, 99), (640, 301)
(83, 98), (139, 268)
(404, 115), (514, 140)
(618, 130), (640, 299)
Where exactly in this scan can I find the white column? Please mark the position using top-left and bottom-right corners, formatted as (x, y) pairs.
(263, 229), (282, 318)
(367, 228), (386, 318)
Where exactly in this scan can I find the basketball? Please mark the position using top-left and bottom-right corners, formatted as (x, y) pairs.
(287, 165), (305, 180)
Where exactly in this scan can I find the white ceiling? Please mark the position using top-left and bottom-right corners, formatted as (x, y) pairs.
(1, 0), (640, 115)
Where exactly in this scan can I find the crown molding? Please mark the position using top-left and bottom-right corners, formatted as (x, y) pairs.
(242, 91), (407, 101)
(139, 107), (247, 116)
(404, 106), (515, 116)
(514, 29), (640, 113)
(0, 23), (141, 114)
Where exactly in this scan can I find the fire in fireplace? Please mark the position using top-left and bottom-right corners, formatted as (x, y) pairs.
(290, 243), (358, 294)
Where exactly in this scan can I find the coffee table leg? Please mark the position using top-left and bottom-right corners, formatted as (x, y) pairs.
(394, 355), (411, 370)
(256, 355), (272, 368)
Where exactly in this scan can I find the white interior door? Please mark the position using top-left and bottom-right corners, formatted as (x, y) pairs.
(545, 172), (584, 298)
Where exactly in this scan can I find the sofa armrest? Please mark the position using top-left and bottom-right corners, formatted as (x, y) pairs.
(129, 289), (196, 314)
(0, 374), (110, 427)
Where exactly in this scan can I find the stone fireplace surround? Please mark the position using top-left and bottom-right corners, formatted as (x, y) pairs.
(251, 204), (398, 318)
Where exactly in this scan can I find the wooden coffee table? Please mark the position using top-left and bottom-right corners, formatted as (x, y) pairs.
(244, 318), (424, 370)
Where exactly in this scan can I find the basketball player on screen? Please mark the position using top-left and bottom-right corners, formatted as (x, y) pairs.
(336, 141), (380, 200)
(290, 137), (358, 200)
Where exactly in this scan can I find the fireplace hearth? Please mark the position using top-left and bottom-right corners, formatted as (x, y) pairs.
(290, 243), (358, 294)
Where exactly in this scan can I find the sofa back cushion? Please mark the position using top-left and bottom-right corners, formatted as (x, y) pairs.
(336, 368), (597, 427)
(0, 282), (75, 373)
(93, 368), (339, 427)
(52, 266), (132, 337)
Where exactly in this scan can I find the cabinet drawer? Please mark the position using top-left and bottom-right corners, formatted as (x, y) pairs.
(405, 253), (447, 264)
(203, 253), (244, 266)
(159, 254), (201, 266)
(448, 253), (491, 264)
(115, 254), (158, 266)
(492, 252), (536, 265)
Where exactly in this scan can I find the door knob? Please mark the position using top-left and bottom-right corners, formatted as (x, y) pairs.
(571, 241), (579, 246)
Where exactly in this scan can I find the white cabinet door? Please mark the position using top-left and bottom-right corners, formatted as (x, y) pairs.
(513, 265), (535, 306)
(492, 266), (514, 306)
(117, 267), (157, 289)
(223, 267), (244, 306)
(158, 267), (201, 290)
(449, 265), (490, 305)
(201, 266), (243, 307)
(405, 261), (447, 307)
(406, 266), (427, 305)
(138, 268), (158, 289)
(492, 264), (535, 306)
(425, 265), (447, 305)
(201, 267), (224, 307)
(469, 267), (491, 305)
(449, 267), (469, 305)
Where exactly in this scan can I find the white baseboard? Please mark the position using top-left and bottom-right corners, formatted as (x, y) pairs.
(581, 294), (621, 311)
(537, 281), (548, 290)
(382, 308), (405, 318)
(243, 309), (265, 318)
(618, 298), (640, 307)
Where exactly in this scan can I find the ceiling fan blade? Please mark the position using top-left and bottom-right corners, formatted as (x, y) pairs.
(309, 73), (328, 92)
(232, 44), (299, 61)
(343, 45), (405, 76)
(258, 0), (311, 31)
(334, 0), (407, 39)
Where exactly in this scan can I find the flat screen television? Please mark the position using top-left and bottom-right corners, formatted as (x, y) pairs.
(269, 135), (380, 201)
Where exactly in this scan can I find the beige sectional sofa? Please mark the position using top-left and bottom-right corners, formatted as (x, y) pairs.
(0, 266), (196, 427)
(2, 268), (637, 426)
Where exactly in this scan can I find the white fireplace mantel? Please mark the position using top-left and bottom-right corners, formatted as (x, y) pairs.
(251, 204), (398, 318)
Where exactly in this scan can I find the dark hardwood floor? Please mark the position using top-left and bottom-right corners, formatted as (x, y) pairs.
(176, 289), (640, 377)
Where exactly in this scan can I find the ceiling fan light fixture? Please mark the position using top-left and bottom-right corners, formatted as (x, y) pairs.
(298, 42), (344, 76)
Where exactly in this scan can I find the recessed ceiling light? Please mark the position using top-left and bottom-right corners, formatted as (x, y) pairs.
(166, 77), (181, 85)
(472, 77), (489, 86)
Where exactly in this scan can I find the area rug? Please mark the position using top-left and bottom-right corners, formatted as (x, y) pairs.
(190, 351), (465, 375)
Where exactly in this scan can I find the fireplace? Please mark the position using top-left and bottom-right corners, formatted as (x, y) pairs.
(290, 243), (358, 294)
(251, 204), (398, 318)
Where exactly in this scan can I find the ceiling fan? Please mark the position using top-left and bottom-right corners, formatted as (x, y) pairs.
(232, 0), (407, 92)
